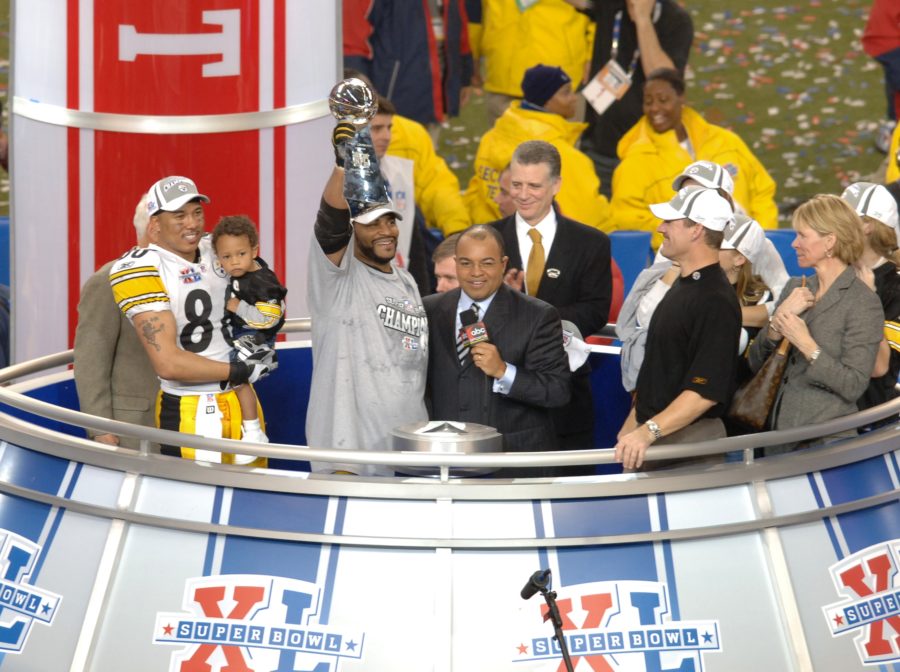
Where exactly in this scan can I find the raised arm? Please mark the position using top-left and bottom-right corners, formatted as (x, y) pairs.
(315, 122), (357, 266)
(315, 170), (354, 268)
(628, 0), (675, 73)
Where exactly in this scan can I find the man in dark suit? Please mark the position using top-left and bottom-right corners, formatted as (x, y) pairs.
(423, 225), (571, 473)
(492, 140), (612, 465)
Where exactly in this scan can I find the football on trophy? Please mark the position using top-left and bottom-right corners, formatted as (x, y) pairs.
(328, 78), (377, 126)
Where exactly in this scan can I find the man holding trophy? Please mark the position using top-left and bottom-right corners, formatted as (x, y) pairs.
(306, 79), (429, 476)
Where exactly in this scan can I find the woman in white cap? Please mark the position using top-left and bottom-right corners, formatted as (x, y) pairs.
(841, 182), (900, 422)
(609, 68), (778, 249)
(748, 195), (883, 453)
(718, 214), (772, 358)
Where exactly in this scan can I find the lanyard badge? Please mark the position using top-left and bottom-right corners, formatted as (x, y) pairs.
(582, 4), (659, 116)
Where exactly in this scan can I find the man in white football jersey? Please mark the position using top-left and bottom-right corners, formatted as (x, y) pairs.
(109, 176), (275, 464)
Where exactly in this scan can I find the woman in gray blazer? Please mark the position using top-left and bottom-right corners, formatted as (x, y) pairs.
(748, 195), (883, 451)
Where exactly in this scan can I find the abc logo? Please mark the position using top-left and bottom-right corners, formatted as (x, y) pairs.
(469, 327), (486, 338)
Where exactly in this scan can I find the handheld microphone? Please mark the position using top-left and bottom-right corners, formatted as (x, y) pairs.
(460, 308), (478, 328)
(520, 569), (551, 600)
(459, 308), (489, 348)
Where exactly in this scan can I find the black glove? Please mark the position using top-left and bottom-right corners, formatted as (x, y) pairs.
(222, 338), (278, 389)
(224, 361), (251, 389)
(332, 122), (356, 167)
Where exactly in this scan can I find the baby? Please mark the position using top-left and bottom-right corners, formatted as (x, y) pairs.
(212, 215), (287, 445)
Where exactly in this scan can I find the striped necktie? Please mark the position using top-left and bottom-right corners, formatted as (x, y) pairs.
(456, 303), (480, 363)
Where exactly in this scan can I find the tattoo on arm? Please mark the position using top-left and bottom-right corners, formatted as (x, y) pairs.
(141, 317), (164, 352)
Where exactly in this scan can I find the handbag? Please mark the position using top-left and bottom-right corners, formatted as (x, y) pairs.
(726, 277), (806, 431)
(727, 338), (790, 431)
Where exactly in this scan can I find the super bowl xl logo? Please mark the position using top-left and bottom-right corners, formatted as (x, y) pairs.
(154, 575), (364, 672)
(824, 540), (900, 665)
(0, 529), (61, 653)
(513, 580), (721, 671)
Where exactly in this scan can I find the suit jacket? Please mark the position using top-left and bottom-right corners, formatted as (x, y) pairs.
(73, 260), (160, 449)
(423, 285), (571, 452)
(747, 266), (883, 431)
(492, 212), (612, 440)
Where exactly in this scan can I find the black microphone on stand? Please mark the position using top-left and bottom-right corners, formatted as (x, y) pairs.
(520, 569), (551, 600)
(520, 568), (574, 672)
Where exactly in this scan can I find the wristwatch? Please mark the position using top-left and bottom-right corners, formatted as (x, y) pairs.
(808, 348), (821, 363)
(645, 419), (663, 442)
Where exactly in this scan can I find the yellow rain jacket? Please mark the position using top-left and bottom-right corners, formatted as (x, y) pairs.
(611, 107), (778, 249)
(469, 0), (594, 98)
(887, 122), (900, 183)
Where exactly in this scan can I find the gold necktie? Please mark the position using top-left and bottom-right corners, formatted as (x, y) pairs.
(526, 228), (545, 296)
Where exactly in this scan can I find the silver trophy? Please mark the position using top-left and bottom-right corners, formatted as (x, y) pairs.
(328, 78), (390, 218)
(328, 78), (377, 127)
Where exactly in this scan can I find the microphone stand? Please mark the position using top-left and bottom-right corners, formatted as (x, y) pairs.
(538, 584), (574, 672)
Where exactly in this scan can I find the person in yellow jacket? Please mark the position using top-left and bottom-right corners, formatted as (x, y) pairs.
(887, 121), (900, 183)
(611, 68), (777, 249)
(467, 0), (594, 122)
(464, 64), (610, 229)
(388, 114), (471, 236)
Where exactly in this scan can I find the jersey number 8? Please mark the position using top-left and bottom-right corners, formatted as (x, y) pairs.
(180, 289), (213, 353)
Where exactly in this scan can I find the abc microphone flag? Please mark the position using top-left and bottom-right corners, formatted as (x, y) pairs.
(463, 322), (489, 347)
(459, 307), (489, 348)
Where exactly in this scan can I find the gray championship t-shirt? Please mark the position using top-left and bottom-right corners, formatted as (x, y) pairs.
(306, 231), (429, 476)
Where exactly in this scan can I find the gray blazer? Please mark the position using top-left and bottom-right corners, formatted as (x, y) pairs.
(73, 260), (159, 448)
(747, 266), (883, 430)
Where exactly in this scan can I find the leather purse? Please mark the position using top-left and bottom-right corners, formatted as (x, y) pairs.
(727, 338), (790, 431)
(727, 277), (805, 431)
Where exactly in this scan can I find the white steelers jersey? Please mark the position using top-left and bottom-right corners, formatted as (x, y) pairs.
(109, 236), (231, 395)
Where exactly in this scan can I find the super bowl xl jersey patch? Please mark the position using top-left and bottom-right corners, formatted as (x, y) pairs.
(109, 238), (231, 395)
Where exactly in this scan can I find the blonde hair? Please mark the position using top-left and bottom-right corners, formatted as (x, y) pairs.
(862, 214), (900, 266)
(734, 260), (769, 306)
(792, 194), (864, 265)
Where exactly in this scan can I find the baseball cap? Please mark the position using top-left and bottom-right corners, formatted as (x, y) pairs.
(649, 186), (734, 232)
(672, 160), (735, 195)
(521, 64), (571, 108)
(353, 201), (403, 225)
(147, 176), (210, 215)
(722, 213), (766, 266)
(841, 181), (900, 241)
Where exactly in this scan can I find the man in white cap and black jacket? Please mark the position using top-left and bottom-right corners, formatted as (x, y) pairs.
(615, 186), (741, 471)
(671, 159), (788, 306)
